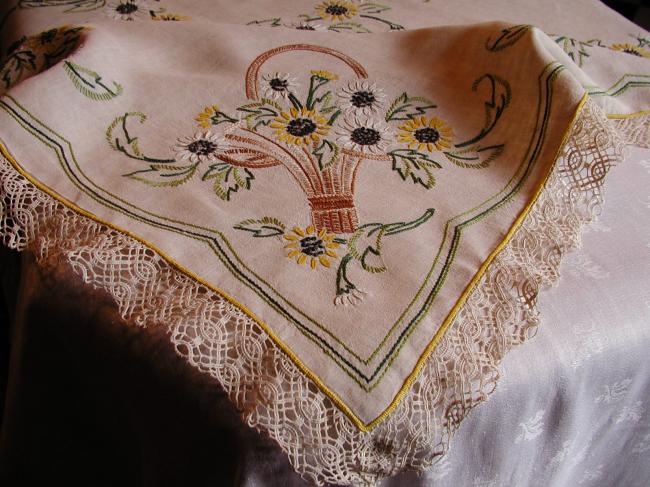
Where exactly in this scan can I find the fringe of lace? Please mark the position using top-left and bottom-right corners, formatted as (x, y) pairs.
(0, 98), (647, 486)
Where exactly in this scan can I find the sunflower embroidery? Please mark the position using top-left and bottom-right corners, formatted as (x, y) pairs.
(310, 70), (339, 81)
(270, 107), (331, 146)
(196, 106), (222, 129)
(105, 0), (151, 21)
(610, 43), (650, 58)
(261, 72), (299, 100)
(173, 131), (227, 163)
(336, 116), (392, 154)
(398, 116), (454, 152)
(315, 1), (359, 22)
(284, 226), (340, 269)
(338, 80), (386, 116)
(151, 13), (190, 21)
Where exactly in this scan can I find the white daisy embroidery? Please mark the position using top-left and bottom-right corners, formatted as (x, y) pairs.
(338, 80), (385, 115)
(173, 131), (227, 163)
(261, 72), (298, 100)
(105, 1), (152, 21)
(336, 115), (392, 154)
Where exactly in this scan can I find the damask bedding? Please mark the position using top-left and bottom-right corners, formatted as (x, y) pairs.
(0, 1), (648, 486)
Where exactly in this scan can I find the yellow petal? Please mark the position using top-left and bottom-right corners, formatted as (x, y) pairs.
(325, 250), (337, 257)
(306, 225), (315, 235)
(319, 256), (331, 268)
(297, 254), (307, 265)
(293, 226), (305, 237)
(310, 258), (317, 269)
(284, 234), (298, 241)
(287, 250), (301, 257)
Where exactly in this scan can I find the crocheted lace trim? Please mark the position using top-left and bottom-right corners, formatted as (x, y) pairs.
(0, 98), (646, 486)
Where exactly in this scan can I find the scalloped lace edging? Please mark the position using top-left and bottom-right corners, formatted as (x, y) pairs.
(0, 98), (647, 486)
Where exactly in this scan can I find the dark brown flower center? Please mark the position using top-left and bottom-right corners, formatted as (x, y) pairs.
(623, 48), (642, 57)
(187, 139), (217, 156)
(414, 127), (440, 144)
(350, 127), (381, 146)
(39, 29), (57, 45)
(286, 118), (317, 137)
(116, 2), (138, 14)
(269, 78), (289, 91)
(351, 90), (376, 108)
(300, 236), (325, 257)
(325, 5), (348, 16)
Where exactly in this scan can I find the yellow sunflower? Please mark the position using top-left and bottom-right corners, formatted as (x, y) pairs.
(284, 225), (340, 269)
(270, 107), (331, 146)
(151, 13), (190, 21)
(315, 1), (359, 22)
(398, 116), (454, 152)
(610, 43), (650, 58)
(195, 105), (221, 128)
(310, 69), (339, 81)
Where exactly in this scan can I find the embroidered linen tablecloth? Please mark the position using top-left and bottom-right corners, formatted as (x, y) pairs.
(0, 1), (649, 485)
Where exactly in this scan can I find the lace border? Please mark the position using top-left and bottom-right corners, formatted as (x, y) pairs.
(0, 98), (646, 486)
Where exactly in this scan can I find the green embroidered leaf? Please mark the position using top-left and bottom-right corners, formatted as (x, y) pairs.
(246, 18), (283, 27)
(387, 149), (441, 189)
(358, 3), (391, 14)
(42, 26), (85, 69)
(202, 163), (254, 201)
(312, 91), (338, 114)
(106, 112), (175, 163)
(107, 112), (144, 156)
(1, 49), (36, 89)
(444, 144), (504, 169)
(63, 61), (123, 101)
(485, 24), (532, 52)
(312, 139), (340, 170)
(237, 98), (281, 130)
(634, 34), (650, 49)
(348, 224), (386, 273)
(455, 74), (511, 148)
(381, 208), (436, 236)
(297, 14), (322, 23)
(196, 107), (238, 127)
(385, 92), (436, 122)
(328, 22), (372, 34)
(348, 208), (436, 274)
(19, 0), (106, 13)
(357, 14), (404, 31)
(553, 36), (600, 67)
(124, 163), (198, 187)
(233, 217), (286, 238)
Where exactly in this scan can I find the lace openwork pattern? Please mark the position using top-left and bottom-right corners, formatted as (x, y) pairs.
(0, 98), (647, 486)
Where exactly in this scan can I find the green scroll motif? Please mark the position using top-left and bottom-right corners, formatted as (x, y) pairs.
(233, 208), (436, 305)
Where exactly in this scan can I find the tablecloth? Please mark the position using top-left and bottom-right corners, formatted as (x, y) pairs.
(0, 1), (649, 486)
